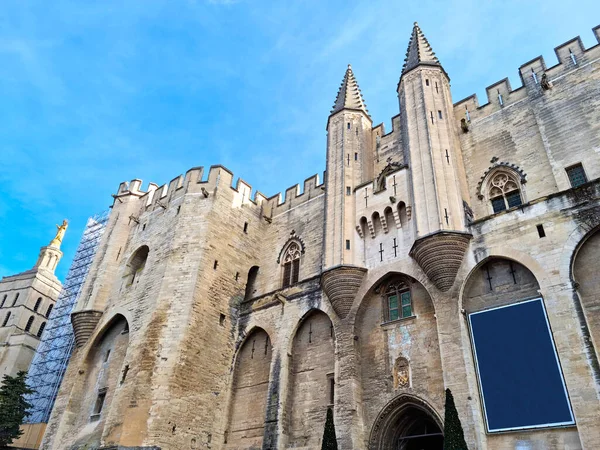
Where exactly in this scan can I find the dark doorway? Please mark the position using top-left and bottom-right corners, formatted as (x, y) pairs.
(369, 396), (443, 450)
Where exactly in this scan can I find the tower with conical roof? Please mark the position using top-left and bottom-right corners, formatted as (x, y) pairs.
(323, 65), (373, 270)
(398, 23), (472, 291)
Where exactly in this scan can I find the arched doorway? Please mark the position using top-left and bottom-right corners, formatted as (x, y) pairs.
(369, 395), (443, 450)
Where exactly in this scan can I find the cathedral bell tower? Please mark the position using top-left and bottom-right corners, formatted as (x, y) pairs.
(321, 65), (372, 318)
(398, 23), (472, 292)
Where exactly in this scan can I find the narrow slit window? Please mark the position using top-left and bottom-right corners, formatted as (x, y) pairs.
(430, 111), (434, 124)
(347, 122), (351, 130)
(354, 152), (358, 161)
(243, 222), (248, 233)
(498, 90), (504, 106)
(425, 79), (430, 86)
(176, 205), (181, 215)
(346, 186), (351, 196)
(219, 314), (226, 326)
(435, 82), (439, 94)
(2, 312), (11, 327)
(569, 49), (577, 66)
(328, 374), (335, 405)
(46, 304), (53, 317)
(37, 322), (46, 338)
(12, 293), (19, 306)
(438, 110), (443, 119)
(0, 294), (7, 308)
(105, 349), (111, 362)
(531, 68), (538, 84)
(346, 239), (350, 250)
(214, 260), (218, 270)
(34, 297), (42, 312)
(93, 389), (107, 416)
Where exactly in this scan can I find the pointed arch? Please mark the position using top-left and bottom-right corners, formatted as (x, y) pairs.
(227, 326), (273, 449)
(286, 310), (336, 447)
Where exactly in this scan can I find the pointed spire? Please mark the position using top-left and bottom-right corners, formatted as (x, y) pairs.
(401, 22), (441, 76)
(330, 64), (369, 117)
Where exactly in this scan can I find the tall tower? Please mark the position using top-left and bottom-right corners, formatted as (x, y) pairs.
(398, 23), (471, 291)
(324, 65), (373, 269)
(321, 65), (372, 319)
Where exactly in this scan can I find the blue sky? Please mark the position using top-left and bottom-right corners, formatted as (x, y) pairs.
(0, 0), (598, 281)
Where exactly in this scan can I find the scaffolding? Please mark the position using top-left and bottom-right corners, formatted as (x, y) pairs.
(26, 210), (110, 424)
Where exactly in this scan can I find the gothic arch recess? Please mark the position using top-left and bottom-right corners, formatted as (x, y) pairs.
(355, 273), (444, 444)
(368, 394), (443, 450)
(226, 327), (272, 449)
(62, 315), (130, 446)
(286, 310), (335, 448)
(572, 227), (600, 367)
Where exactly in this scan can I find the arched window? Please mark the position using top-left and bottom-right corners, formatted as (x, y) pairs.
(2, 312), (11, 327)
(0, 294), (6, 308)
(488, 172), (523, 213)
(34, 297), (42, 312)
(46, 304), (54, 318)
(37, 322), (46, 338)
(25, 316), (35, 332)
(124, 245), (149, 286)
(12, 293), (19, 306)
(384, 279), (413, 322)
(282, 242), (301, 288)
(372, 211), (382, 235)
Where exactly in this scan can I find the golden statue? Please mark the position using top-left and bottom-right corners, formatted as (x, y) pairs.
(49, 219), (68, 248)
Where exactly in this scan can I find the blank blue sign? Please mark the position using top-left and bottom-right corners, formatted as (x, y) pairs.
(469, 298), (574, 432)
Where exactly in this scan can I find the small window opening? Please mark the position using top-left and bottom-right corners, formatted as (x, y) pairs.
(120, 365), (130, 384)
(235, 272), (240, 281)
(347, 122), (351, 130)
(243, 222), (248, 233)
(25, 316), (34, 332)
(2, 312), (11, 327)
(12, 293), (19, 306)
(346, 240), (351, 250)
(438, 110), (443, 119)
(498, 90), (503, 106)
(176, 205), (181, 215)
(425, 79), (430, 86)
(346, 186), (351, 196)
(142, 223), (146, 231)
(566, 163), (587, 188)
(219, 314), (226, 326)
(430, 111), (434, 124)
(93, 388), (107, 416)
(116, 247), (122, 261)
(435, 82), (439, 94)
(347, 154), (350, 166)
(465, 106), (471, 122)
(354, 152), (358, 161)
(327, 374), (335, 405)
(1, 294), (6, 308)
(569, 49), (577, 66)
(46, 304), (53, 318)
(37, 322), (46, 338)
(34, 297), (42, 312)
(105, 349), (111, 362)
(536, 224), (546, 238)
(214, 260), (218, 270)
(531, 69), (538, 84)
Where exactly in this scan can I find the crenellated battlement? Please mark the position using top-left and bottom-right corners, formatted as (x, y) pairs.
(453, 25), (600, 122)
(113, 164), (325, 219)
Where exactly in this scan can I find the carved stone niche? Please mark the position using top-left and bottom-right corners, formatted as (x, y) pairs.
(409, 231), (472, 292)
(71, 309), (103, 348)
(321, 265), (367, 319)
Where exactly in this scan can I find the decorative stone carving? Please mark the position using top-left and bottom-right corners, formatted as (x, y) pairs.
(541, 73), (552, 90)
(321, 265), (367, 318)
(393, 357), (410, 389)
(71, 309), (103, 348)
(409, 231), (472, 292)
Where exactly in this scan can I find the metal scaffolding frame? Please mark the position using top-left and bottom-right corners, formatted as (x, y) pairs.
(26, 210), (109, 424)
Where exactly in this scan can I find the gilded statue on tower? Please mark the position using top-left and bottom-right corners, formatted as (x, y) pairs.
(49, 219), (68, 249)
